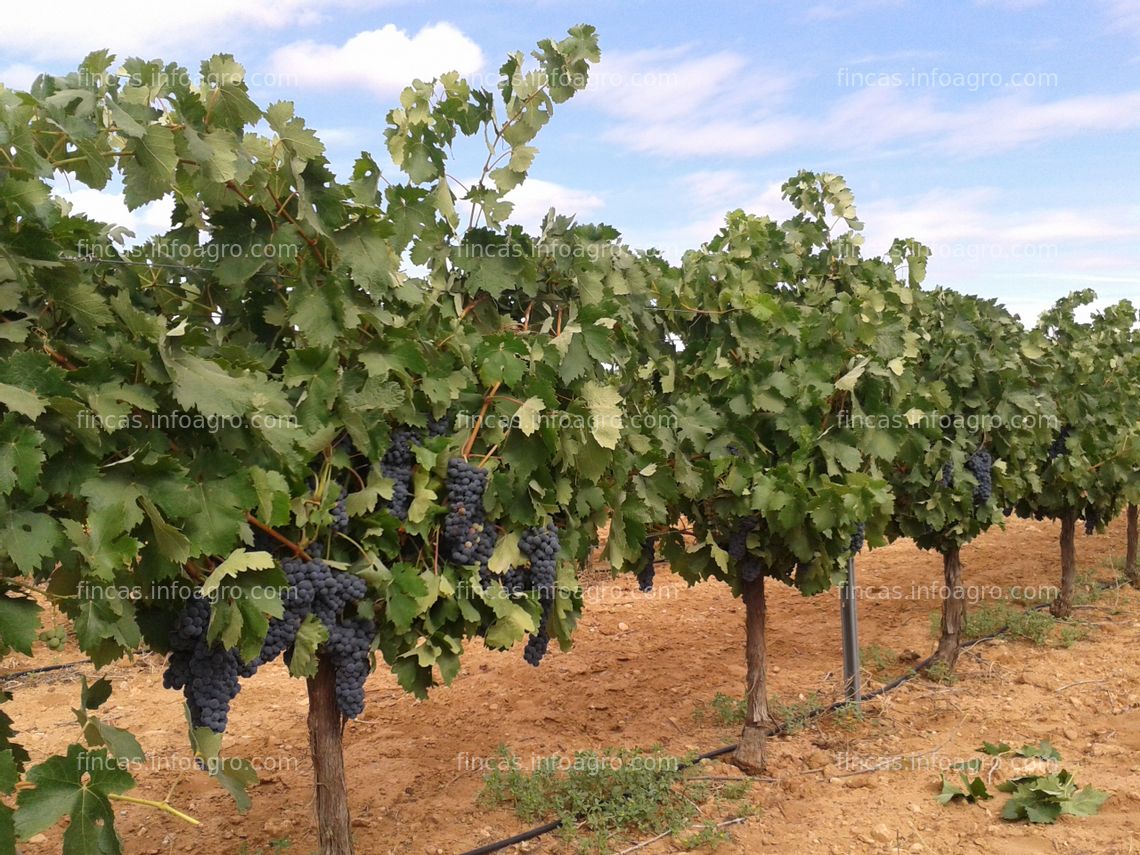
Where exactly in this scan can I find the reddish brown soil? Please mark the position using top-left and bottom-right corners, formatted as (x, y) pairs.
(7, 516), (1140, 855)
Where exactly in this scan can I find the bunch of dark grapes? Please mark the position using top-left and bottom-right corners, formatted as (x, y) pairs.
(1084, 506), (1101, 536)
(727, 517), (758, 562)
(520, 524), (559, 599)
(165, 541), (373, 730)
(940, 462), (954, 489)
(502, 567), (527, 594)
(965, 449), (993, 505)
(1048, 425), (1072, 461)
(478, 564), (494, 591)
(519, 524), (562, 666)
(309, 562), (367, 629)
(722, 517), (763, 583)
(330, 486), (349, 533)
(326, 618), (374, 718)
(163, 593), (245, 733)
(636, 540), (656, 592)
(380, 428), (418, 521)
(250, 554), (319, 668)
(523, 625), (550, 666)
(443, 458), (496, 566)
(740, 556), (764, 583)
(427, 414), (451, 438)
(849, 523), (866, 555)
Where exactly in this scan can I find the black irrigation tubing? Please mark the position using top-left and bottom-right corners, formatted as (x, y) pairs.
(457, 574), (1134, 855)
(1, 660), (88, 681)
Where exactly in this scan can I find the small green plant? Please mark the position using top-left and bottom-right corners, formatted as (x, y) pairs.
(924, 661), (958, 685)
(1057, 623), (1089, 647)
(937, 773), (992, 805)
(1071, 569), (1105, 607)
(675, 821), (731, 850)
(480, 746), (699, 853)
(999, 771), (1109, 823)
(711, 693), (747, 726)
(238, 841), (292, 855)
(694, 693), (747, 726)
(958, 602), (1087, 648)
(1005, 609), (1055, 645)
(861, 644), (898, 674)
(770, 693), (825, 733)
(962, 602), (1017, 639)
(718, 780), (752, 801)
(939, 741), (1109, 824)
(832, 701), (865, 732)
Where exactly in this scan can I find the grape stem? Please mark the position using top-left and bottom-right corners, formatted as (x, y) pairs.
(107, 794), (200, 826)
(462, 380), (501, 458)
(245, 513), (311, 560)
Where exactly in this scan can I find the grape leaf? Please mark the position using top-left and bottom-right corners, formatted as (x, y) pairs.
(14, 746), (134, 851)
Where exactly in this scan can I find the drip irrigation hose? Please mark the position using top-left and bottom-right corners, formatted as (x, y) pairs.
(1, 660), (88, 681)
(456, 576), (1130, 855)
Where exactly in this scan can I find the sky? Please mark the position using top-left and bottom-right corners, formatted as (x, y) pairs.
(1, 0), (1137, 324)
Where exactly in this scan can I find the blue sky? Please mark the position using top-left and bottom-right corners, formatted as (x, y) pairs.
(2, 0), (1137, 323)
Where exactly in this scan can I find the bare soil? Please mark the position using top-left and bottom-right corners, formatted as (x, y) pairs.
(7, 516), (1140, 855)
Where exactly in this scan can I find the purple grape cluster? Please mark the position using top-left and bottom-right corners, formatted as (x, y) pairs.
(1083, 505), (1101, 535)
(427, 414), (451, 438)
(326, 618), (374, 718)
(727, 517), (757, 562)
(502, 567), (527, 594)
(381, 428), (418, 521)
(518, 523), (563, 666)
(250, 554), (321, 668)
(164, 544), (374, 731)
(723, 517), (763, 583)
(940, 461), (954, 489)
(443, 458), (497, 567)
(965, 448), (992, 505)
(523, 625), (550, 666)
(331, 486), (349, 533)
(849, 523), (865, 555)
(520, 524), (559, 598)
(163, 593), (244, 733)
(636, 540), (656, 593)
(1048, 425), (1072, 461)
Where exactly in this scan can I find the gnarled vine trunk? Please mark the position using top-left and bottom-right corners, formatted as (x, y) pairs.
(1126, 504), (1138, 588)
(930, 546), (965, 670)
(733, 573), (774, 774)
(308, 655), (354, 855)
(1050, 510), (1078, 619)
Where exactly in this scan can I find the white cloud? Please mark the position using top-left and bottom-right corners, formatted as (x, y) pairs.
(1101, 0), (1140, 38)
(974, 0), (1047, 9)
(583, 47), (798, 157)
(851, 187), (1140, 322)
(804, 0), (907, 20)
(57, 185), (174, 242)
(504, 179), (604, 231)
(0, 1), (388, 62)
(315, 127), (369, 149)
(856, 187), (1140, 254)
(583, 49), (785, 122)
(593, 53), (1140, 159)
(269, 23), (483, 96)
(841, 49), (944, 67)
(621, 177), (791, 261)
(0, 65), (40, 91)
